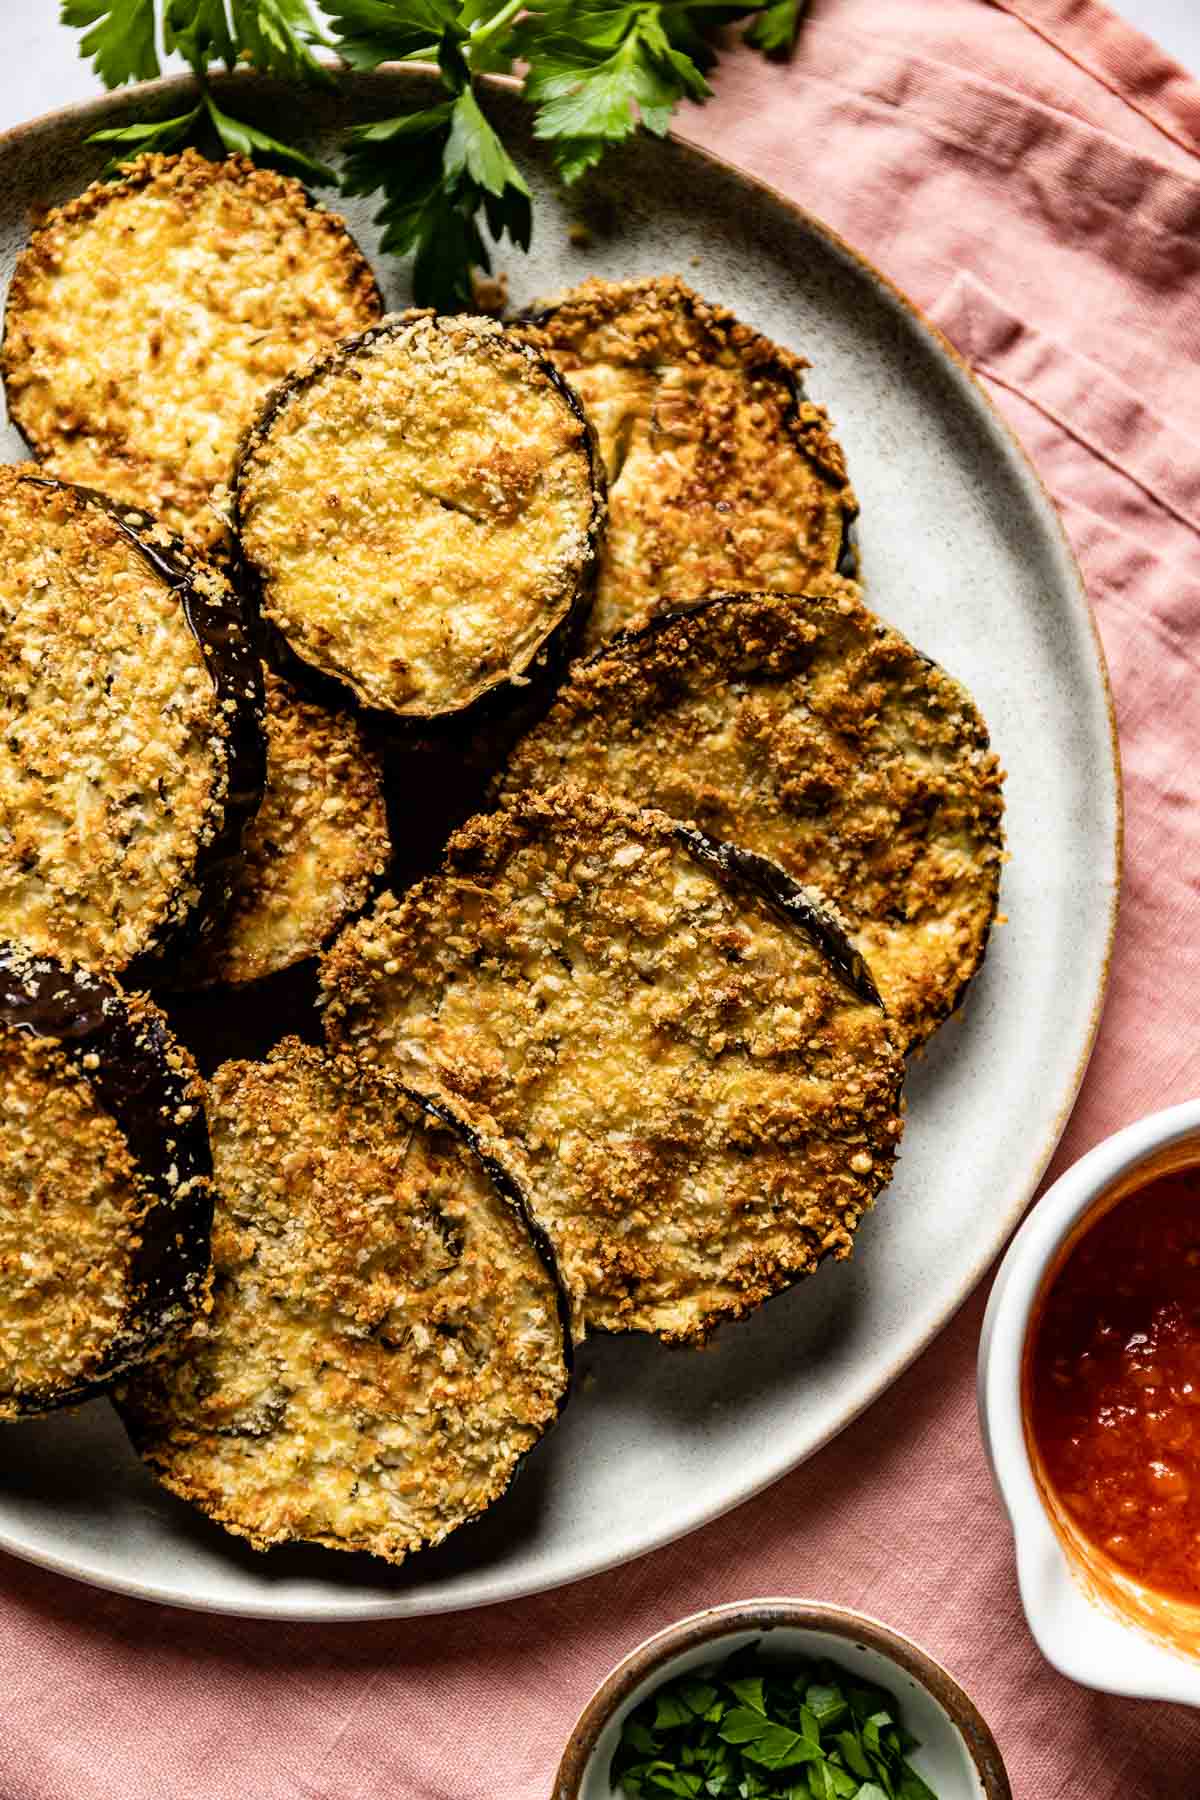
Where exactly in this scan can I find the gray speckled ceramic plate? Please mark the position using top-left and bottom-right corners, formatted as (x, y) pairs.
(0, 70), (1120, 1621)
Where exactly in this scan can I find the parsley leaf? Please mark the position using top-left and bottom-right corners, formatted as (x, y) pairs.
(743, 0), (807, 57)
(518, 3), (712, 182)
(87, 104), (203, 172)
(342, 20), (528, 309)
(726, 1677), (766, 1715)
(163, 0), (237, 71)
(228, 0), (335, 85)
(62, 0), (158, 87)
(322, 0), (458, 68)
(612, 1653), (941, 1800)
(61, 0), (814, 314)
(202, 92), (339, 183)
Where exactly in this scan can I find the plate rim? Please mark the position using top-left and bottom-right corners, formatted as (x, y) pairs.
(0, 67), (1122, 1621)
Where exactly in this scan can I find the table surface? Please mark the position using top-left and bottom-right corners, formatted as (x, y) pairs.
(2, 0), (1198, 133)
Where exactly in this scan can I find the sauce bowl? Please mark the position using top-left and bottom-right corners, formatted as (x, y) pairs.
(978, 1098), (1200, 1704)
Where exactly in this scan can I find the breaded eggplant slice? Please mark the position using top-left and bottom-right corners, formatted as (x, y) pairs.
(1, 150), (381, 552)
(321, 787), (904, 1346)
(117, 1040), (570, 1565)
(234, 311), (606, 724)
(0, 468), (265, 974)
(0, 946), (211, 1420)
(499, 581), (1005, 1051)
(518, 274), (856, 651)
(176, 670), (389, 988)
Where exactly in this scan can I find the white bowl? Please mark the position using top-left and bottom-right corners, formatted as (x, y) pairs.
(979, 1099), (1200, 1704)
(553, 1599), (1010, 1798)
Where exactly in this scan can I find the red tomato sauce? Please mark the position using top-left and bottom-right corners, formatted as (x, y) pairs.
(1026, 1166), (1200, 1607)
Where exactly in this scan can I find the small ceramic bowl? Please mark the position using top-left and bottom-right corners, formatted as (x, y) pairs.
(553, 1598), (1011, 1799)
(979, 1097), (1200, 1705)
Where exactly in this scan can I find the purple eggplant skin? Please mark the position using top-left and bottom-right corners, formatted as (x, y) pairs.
(0, 945), (213, 1418)
(231, 314), (607, 741)
(402, 1080), (575, 1376)
(14, 472), (267, 982)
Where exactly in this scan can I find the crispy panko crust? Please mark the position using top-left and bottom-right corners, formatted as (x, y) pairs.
(519, 274), (856, 650)
(178, 671), (389, 988)
(235, 310), (606, 721)
(117, 1040), (569, 1564)
(499, 581), (1005, 1050)
(321, 786), (904, 1346)
(2, 150), (382, 551)
(0, 949), (210, 1418)
(0, 466), (263, 974)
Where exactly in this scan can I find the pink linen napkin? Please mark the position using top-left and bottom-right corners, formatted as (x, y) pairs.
(4, 3), (1200, 1795)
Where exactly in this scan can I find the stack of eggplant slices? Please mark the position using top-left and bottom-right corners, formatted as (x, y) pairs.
(0, 150), (1004, 1569)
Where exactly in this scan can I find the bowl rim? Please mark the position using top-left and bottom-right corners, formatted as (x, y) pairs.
(552, 1596), (1012, 1800)
(978, 1098), (1200, 1704)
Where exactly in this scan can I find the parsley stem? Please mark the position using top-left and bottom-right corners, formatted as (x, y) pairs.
(467, 0), (525, 64)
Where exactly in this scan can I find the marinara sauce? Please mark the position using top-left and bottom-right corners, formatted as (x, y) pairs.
(1026, 1165), (1200, 1606)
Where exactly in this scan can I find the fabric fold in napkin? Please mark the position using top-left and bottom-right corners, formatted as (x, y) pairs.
(3, 3), (1200, 1797)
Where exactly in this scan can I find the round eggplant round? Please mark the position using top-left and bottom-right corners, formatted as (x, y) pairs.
(0, 944), (212, 1420)
(321, 785), (905, 1347)
(234, 311), (606, 728)
(174, 669), (389, 990)
(517, 273), (856, 652)
(1, 149), (382, 554)
(0, 467), (265, 977)
(116, 1039), (571, 1565)
(498, 581), (1006, 1051)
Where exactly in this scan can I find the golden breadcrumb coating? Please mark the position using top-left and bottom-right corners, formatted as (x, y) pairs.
(500, 582), (1005, 1050)
(0, 961), (209, 1420)
(2, 150), (381, 550)
(235, 311), (605, 719)
(118, 1041), (568, 1564)
(0, 467), (244, 972)
(519, 274), (856, 650)
(0, 1028), (147, 1415)
(321, 787), (904, 1346)
(179, 671), (389, 988)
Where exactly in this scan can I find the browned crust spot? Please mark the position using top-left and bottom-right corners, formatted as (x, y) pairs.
(518, 274), (857, 649)
(321, 785), (904, 1346)
(1, 149), (382, 552)
(177, 670), (389, 988)
(499, 581), (1006, 1049)
(117, 1039), (568, 1564)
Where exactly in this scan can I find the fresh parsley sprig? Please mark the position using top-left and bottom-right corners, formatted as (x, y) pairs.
(62, 0), (806, 307)
(610, 1648), (940, 1800)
